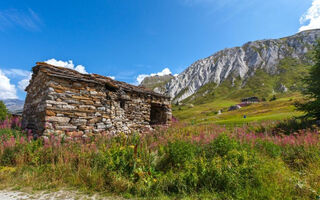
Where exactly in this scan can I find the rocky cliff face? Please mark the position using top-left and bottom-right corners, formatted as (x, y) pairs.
(166, 29), (320, 102)
(140, 74), (174, 94)
(3, 99), (24, 115)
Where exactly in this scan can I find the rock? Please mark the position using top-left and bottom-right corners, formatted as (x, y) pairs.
(97, 107), (106, 111)
(279, 83), (288, 93)
(46, 100), (67, 105)
(71, 118), (87, 126)
(46, 110), (56, 116)
(96, 123), (106, 129)
(228, 105), (241, 111)
(75, 112), (87, 117)
(56, 125), (77, 131)
(46, 116), (70, 123)
(165, 29), (320, 102)
(79, 105), (96, 110)
(62, 105), (76, 110)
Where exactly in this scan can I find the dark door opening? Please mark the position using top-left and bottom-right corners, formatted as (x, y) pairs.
(150, 103), (167, 125)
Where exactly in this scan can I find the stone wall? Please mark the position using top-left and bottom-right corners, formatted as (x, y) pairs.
(22, 64), (172, 138)
(22, 71), (48, 135)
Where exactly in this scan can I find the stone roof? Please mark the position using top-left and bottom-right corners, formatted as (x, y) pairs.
(28, 62), (170, 99)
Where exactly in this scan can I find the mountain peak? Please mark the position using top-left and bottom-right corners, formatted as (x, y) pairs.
(166, 29), (320, 102)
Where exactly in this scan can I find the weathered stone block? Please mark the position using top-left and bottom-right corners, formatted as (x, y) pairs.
(75, 112), (87, 117)
(73, 82), (83, 89)
(62, 105), (76, 110)
(72, 95), (91, 100)
(46, 110), (56, 116)
(81, 100), (94, 105)
(56, 125), (77, 131)
(79, 105), (96, 110)
(46, 116), (70, 123)
(96, 123), (106, 129)
(90, 91), (98, 95)
(88, 117), (101, 124)
(97, 107), (106, 111)
(46, 100), (67, 105)
(65, 99), (80, 104)
(71, 118), (87, 125)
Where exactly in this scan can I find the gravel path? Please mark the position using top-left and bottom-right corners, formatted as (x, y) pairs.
(0, 189), (123, 200)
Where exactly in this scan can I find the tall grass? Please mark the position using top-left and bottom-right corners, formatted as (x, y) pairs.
(0, 118), (319, 199)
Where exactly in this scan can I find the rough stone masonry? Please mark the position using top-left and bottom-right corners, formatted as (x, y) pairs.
(22, 62), (172, 138)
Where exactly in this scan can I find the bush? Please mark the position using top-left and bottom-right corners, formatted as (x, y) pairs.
(269, 95), (276, 102)
(0, 122), (318, 198)
(0, 101), (8, 121)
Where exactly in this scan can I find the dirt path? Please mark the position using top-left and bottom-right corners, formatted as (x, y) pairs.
(0, 189), (123, 200)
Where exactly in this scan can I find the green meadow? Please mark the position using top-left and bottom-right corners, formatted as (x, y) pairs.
(173, 92), (304, 125)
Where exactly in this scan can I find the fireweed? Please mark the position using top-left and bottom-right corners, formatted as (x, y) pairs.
(0, 118), (318, 199)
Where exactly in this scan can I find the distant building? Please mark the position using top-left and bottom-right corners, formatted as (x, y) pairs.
(241, 97), (260, 103)
(228, 105), (241, 111)
(22, 62), (172, 138)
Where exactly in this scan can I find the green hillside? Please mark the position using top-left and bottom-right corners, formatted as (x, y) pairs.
(173, 93), (304, 125)
(181, 57), (311, 105)
(172, 57), (311, 125)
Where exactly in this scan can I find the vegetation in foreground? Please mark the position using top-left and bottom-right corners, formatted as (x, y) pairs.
(0, 101), (8, 121)
(0, 117), (319, 199)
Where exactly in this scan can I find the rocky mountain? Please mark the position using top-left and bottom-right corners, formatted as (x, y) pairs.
(140, 74), (174, 94)
(165, 29), (320, 103)
(3, 99), (24, 115)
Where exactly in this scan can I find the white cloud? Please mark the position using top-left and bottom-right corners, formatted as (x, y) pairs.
(107, 76), (115, 80)
(0, 69), (17, 99)
(45, 59), (88, 74)
(136, 67), (172, 85)
(3, 69), (30, 77)
(18, 72), (32, 91)
(3, 69), (32, 92)
(0, 8), (42, 31)
(299, 0), (320, 32)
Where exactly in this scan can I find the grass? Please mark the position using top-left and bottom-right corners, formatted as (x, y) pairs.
(172, 57), (311, 125)
(0, 117), (319, 199)
(173, 92), (304, 126)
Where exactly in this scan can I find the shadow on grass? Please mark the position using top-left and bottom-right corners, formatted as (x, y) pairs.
(257, 117), (319, 135)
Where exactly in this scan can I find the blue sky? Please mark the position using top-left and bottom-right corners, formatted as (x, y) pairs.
(0, 0), (318, 100)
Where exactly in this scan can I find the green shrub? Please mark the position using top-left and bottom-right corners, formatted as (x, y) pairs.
(0, 101), (8, 121)
(158, 140), (199, 170)
(255, 140), (282, 158)
(0, 124), (318, 198)
(205, 134), (239, 158)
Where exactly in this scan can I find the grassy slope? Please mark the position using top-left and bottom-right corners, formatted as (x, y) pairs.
(173, 92), (304, 125)
(173, 57), (310, 125)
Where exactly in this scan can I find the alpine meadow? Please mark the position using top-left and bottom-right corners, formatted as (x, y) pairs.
(0, 0), (320, 199)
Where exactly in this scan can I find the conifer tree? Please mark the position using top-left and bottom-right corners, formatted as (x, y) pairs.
(296, 40), (320, 119)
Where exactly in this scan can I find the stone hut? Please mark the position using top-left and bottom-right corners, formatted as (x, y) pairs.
(22, 62), (172, 138)
(241, 97), (260, 103)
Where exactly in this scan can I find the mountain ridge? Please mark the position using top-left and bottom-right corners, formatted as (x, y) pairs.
(139, 74), (174, 94)
(2, 99), (24, 115)
(164, 29), (320, 102)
